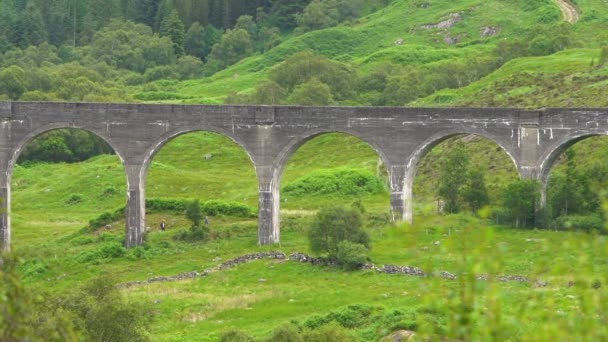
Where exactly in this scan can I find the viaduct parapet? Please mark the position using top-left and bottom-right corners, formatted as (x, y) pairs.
(1, 102), (607, 249)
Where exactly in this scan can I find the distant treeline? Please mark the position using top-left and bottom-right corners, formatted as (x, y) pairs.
(0, 0), (309, 50)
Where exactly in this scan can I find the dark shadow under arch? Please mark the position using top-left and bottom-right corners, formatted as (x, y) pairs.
(9, 123), (126, 178)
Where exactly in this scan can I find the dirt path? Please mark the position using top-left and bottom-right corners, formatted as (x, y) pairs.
(554, 0), (579, 24)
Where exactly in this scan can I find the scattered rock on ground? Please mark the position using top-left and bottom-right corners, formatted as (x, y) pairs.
(443, 36), (459, 44)
(480, 26), (499, 38)
(380, 330), (416, 342)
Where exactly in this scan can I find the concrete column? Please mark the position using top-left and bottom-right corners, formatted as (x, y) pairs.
(389, 165), (410, 223)
(257, 176), (279, 245)
(124, 163), (146, 247)
(0, 115), (11, 251)
(0, 186), (10, 251)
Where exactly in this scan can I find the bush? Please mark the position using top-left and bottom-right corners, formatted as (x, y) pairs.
(146, 198), (255, 218)
(85, 208), (124, 232)
(219, 329), (256, 342)
(62, 274), (152, 341)
(283, 168), (385, 196)
(65, 193), (84, 205)
(308, 206), (371, 258)
(302, 324), (354, 341)
(186, 199), (202, 227)
(336, 241), (369, 271)
(265, 324), (303, 342)
(202, 200), (253, 217)
(76, 242), (126, 263)
(555, 214), (605, 232)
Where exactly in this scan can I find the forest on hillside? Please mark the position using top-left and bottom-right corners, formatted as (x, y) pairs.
(0, 0), (597, 106)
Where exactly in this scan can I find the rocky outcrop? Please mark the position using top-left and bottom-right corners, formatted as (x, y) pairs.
(421, 13), (461, 30)
(480, 26), (499, 38)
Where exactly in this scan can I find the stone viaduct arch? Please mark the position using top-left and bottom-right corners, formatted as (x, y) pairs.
(269, 128), (393, 244)
(1, 102), (607, 250)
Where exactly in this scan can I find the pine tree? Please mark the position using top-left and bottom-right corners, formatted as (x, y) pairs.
(160, 9), (185, 56)
(185, 22), (206, 59)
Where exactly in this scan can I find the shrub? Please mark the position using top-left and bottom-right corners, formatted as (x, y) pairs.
(70, 236), (95, 246)
(202, 200), (253, 217)
(265, 324), (303, 342)
(65, 193), (84, 205)
(219, 329), (255, 342)
(186, 199), (202, 228)
(86, 208), (124, 232)
(62, 274), (152, 341)
(308, 206), (371, 258)
(302, 324), (354, 341)
(335, 241), (368, 271)
(100, 187), (118, 197)
(146, 198), (254, 218)
(555, 214), (605, 232)
(283, 168), (385, 196)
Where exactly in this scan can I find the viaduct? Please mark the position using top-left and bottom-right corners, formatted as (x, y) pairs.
(1, 102), (607, 250)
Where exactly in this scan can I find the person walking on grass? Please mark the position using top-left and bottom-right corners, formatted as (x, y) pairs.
(160, 219), (166, 231)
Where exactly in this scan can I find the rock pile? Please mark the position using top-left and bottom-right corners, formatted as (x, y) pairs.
(375, 264), (426, 277)
(288, 252), (327, 265)
(216, 251), (285, 270)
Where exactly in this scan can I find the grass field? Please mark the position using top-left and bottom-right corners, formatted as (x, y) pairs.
(7, 128), (608, 340)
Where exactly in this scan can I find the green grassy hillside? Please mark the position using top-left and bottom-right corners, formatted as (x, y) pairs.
(138, 0), (608, 104)
(413, 48), (608, 107)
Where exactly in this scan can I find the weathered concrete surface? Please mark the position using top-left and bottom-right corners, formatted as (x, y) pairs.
(1, 102), (607, 250)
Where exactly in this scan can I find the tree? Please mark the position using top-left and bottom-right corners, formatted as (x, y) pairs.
(500, 180), (541, 228)
(548, 148), (598, 218)
(160, 10), (186, 57)
(462, 168), (490, 214)
(287, 78), (335, 105)
(308, 206), (370, 257)
(251, 80), (287, 104)
(258, 26), (281, 52)
(438, 141), (470, 214)
(0, 65), (26, 99)
(295, 0), (338, 33)
(269, 51), (355, 100)
(185, 22), (206, 59)
(207, 28), (253, 70)
(186, 199), (202, 228)
(62, 274), (152, 341)
(234, 15), (257, 39)
(175, 55), (203, 80)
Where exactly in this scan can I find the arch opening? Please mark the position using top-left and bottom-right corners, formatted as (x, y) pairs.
(144, 131), (258, 240)
(275, 132), (391, 238)
(542, 135), (608, 231)
(410, 133), (520, 220)
(9, 128), (126, 250)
